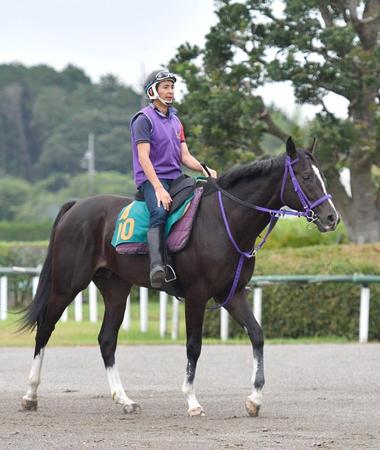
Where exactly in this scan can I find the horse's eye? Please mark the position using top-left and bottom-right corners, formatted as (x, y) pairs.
(302, 174), (312, 181)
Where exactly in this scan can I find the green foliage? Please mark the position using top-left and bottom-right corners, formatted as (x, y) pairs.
(0, 172), (135, 225)
(204, 243), (380, 340)
(0, 222), (52, 241)
(1, 241), (379, 339)
(0, 242), (47, 307)
(170, 0), (380, 243)
(0, 177), (31, 220)
(263, 218), (347, 249)
(0, 241), (47, 266)
(0, 63), (141, 180)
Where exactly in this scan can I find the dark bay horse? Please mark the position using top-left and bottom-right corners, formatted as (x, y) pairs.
(21, 138), (339, 417)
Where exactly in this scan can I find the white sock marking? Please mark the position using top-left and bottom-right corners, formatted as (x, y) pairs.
(106, 365), (135, 406)
(23, 347), (45, 401)
(249, 356), (263, 405)
(182, 377), (202, 412)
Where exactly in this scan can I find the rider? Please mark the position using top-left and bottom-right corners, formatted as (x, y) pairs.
(130, 69), (217, 288)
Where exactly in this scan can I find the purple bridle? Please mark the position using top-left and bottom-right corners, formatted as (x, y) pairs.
(280, 155), (332, 220)
(211, 155), (332, 309)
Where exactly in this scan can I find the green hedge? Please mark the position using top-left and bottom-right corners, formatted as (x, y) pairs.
(262, 218), (347, 249)
(203, 244), (380, 341)
(0, 215), (347, 245)
(1, 241), (379, 340)
(0, 241), (47, 267)
(0, 242), (47, 308)
(0, 221), (52, 241)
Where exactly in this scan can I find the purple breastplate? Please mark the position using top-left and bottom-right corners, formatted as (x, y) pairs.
(131, 105), (182, 187)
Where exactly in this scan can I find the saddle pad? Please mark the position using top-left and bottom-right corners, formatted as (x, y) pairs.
(114, 187), (203, 255)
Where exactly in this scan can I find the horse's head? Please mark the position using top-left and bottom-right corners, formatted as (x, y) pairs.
(282, 137), (339, 232)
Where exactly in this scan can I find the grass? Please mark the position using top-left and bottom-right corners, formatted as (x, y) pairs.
(0, 301), (351, 347)
(1, 300), (187, 346)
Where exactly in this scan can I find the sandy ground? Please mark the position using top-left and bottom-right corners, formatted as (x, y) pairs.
(0, 344), (379, 449)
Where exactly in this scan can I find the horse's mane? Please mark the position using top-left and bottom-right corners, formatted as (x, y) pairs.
(218, 154), (284, 189)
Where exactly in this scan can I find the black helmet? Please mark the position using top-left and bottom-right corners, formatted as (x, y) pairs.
(144, 70), (177, 102)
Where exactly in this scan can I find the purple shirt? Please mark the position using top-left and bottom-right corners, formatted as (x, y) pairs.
(130, 105), (183, 188)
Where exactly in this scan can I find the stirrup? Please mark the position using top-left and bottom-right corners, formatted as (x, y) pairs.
(164, 264), (177, 283)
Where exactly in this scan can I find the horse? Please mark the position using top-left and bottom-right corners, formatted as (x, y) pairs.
(21, 137), (339, 417)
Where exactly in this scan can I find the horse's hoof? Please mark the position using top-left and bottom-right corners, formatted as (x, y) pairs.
(245, 397), (260, 417)
(188, 406), (206, 417)
(21, 397), (38, 411)
(123, 403), (141, 414)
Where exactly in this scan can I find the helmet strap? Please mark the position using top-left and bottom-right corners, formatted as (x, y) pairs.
(148, 83), (174, 105)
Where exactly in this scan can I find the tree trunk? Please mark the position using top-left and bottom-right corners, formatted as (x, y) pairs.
(325, 161), (380, 243)
(1, 84), (33, 180)
(348, 159), (380, 243)
(344, 17), (379, 243)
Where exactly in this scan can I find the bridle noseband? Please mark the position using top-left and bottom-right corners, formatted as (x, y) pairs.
(208, 154), (333, 309)
(280, 155), (332, 222)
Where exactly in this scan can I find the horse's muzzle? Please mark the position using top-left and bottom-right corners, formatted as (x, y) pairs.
(315, 212), (340, 232)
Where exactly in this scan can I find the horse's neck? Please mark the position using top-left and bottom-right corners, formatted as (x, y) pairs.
(221, 166), (283, 251)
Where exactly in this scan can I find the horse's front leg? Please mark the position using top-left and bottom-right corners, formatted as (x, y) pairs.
(225, 288), (265, 417)
(94, 276), (140, 414)
(182, 297), (207, 417)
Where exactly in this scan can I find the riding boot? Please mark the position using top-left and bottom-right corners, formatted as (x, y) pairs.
(147, 227), (166, 288)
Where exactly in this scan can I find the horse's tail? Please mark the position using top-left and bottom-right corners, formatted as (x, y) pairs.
(20, 201), (76, 332)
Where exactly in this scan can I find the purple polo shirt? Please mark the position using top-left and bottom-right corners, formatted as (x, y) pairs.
(130, 105), (183, 188)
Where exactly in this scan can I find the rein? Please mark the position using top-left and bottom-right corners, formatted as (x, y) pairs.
(208, 155), (332, 309)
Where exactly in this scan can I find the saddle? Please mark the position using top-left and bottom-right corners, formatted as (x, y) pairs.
(134, 174), (196, 214)
(111, 176), (203, 254)
(111, 176), (205, 298)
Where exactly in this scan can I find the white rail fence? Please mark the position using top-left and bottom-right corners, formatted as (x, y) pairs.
(0, 267), (229, 340)
(0, 268), (379, 343)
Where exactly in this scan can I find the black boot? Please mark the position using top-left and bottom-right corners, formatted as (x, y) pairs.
(147, 227), (166, 288)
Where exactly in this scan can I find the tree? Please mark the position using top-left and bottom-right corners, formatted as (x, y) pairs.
(0, 176), (31, 220)
(170, 0), (380, 243)
(0, 63), (141, 180)
(0, 83), (33, 180)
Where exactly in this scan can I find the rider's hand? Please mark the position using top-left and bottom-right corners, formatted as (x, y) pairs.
(202, 167), (218, 178)
(155, 185), (172, 211)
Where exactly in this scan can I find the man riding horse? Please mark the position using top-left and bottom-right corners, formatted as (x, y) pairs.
(20, 70), (339, 418)
(130, 70), (217, 288)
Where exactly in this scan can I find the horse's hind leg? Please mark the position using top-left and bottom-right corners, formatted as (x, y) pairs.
(21, 347), (45, 410)
(22, 292), (75, 410)
(225, 288), (265, 417)
(94, 271), (139, 414)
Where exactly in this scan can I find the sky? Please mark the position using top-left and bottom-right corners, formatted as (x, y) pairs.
(0, 0), (348, 120)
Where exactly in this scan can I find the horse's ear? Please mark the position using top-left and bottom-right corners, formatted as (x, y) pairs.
(308, 137), (317, 154)
(286, 137), (297, 159)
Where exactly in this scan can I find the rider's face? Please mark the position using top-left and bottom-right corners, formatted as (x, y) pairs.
(157, 81), (174, 103)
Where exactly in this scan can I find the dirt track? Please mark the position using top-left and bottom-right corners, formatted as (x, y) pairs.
(1, 344), (379, 449)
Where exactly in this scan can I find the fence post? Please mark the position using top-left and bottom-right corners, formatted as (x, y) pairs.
(32, 276), (39, 297)
(359, 285), (370, 343)
(0, 276), (8, 320)
(74, 292), (83, 322)
(61, 307), (68, 322)
(89, 282), (98, 323)
(253, 287), (262, 326)
(122, 294), (131, 330)
(159, 291), (168, 338)
(140, 287), (148, 333)
(172, 297), (179, 339)
(220, 308), (229, 341)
